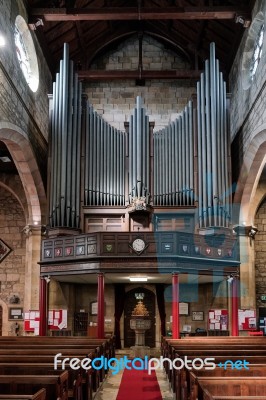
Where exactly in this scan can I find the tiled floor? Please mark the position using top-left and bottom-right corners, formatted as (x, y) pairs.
(93, 349), (174, 400)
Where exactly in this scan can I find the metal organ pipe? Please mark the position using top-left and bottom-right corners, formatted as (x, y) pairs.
(49, 43), (81, 229)
(153, 103), (194, 207)
(48, 43), (230, 228)
(66, 60), (74, 226)
(188, 101), (193, 206)
(197, 81), (203, 227)
(83, 103), (125, 207)
(196, 42), (230, 228)
(128, 97), (150, 203)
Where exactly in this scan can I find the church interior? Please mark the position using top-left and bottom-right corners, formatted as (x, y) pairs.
(1, 0), (266, 398)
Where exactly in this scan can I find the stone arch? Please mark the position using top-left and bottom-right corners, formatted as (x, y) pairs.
(234, 127), (266, 225)
(0, 122), (47, 225)
(0, 300), (8, 336)
(234, 128), (266, 309)
(0, 174), (28, 220)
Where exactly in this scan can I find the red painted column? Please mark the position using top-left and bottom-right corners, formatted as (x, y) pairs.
(39, 277), (47, 336)
(172, 272), (180, 339)
(231, 277), (239, 336)
(97, 273), (105, 339)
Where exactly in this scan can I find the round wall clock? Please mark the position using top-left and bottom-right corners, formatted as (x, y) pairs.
(132, 238), (146, 252)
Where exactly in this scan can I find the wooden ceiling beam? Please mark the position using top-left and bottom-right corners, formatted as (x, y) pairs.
(77, 69), (203, 80)
(30, 6), (251, 22)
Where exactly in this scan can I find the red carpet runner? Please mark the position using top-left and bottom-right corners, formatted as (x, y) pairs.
(116, 364), (162, 400)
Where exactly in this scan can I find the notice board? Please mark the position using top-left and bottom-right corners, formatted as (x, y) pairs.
(208, 309), (228, 330)
(238, 309), (256, 330)
(24, 310), (40, 334)
(24, 309), (67, 334)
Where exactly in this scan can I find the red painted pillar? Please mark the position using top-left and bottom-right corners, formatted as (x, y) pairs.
(172, 272), (180, 339)
(39, 277), (47, 336)
(231, 277), (239, 336)
(97, 273), (105, 339)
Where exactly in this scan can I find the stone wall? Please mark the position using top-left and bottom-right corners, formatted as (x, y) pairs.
(85, 34), (196, 131)
(0, 0), (51, 178)
(229, 0), (266, 148)
(254, 197), (266, 309)
(0, 185), (26, 335)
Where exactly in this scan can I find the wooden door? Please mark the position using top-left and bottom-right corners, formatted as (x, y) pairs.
(124, 287), (155, 348)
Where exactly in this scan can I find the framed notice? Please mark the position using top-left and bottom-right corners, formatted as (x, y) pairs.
(192, 311), (204, 321)
(90, 301), (98, 316)
(179, 302), (189, 316)
(9, 307), (23, 320)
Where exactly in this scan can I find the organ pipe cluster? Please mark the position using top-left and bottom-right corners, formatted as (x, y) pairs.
(84, 103), (125, 206)
(128, 96), (150, 204)
(153, 101), (194, 206)
(196, 42), (230, 228)
(48, 42), (231, 230)
(49, 43), (82, 228)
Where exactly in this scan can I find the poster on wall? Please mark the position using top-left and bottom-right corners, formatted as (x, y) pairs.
(24, 309), (67, 334)
(208, 309), (228, 330)
(238, 309), (256, 330)
(23, 310), (40, 334)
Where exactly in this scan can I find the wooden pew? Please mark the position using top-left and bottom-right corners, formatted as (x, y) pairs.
(161, 337), (266, 399)
(0, 336), (115, 398)
(188, 366), (266, 400)
(202, 392), (266, 400)
(0, 388), (46, 400)
(0, 362), (94, 400)
(193, 377), (266, 400)
(0, 371), (68, 400)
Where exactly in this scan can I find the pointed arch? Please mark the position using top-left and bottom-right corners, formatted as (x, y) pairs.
(0, 122), (47, 224)
(233, 126), (266, 225)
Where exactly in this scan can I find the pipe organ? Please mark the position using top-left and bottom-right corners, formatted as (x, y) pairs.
(49, 44), (82, 228)
(196, 43), (230, 228)
(153, 101), (193, 206)
(128, 96), (150, 205)
(84, 103), (125, 207)
(48, 42), (231, 231)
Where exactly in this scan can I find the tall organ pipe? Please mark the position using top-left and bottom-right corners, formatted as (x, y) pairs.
(84, 103), (125, 206)
(196, 42), (230, 228)
(188, 101), (193, 205)
(66, 60), (74, 226)
(210, 43), (218, 226)
(197, 81), (203, 227)
(153, 103), (194, 207)
(128, 97), (150, 203)
(48, 44), (82, 228)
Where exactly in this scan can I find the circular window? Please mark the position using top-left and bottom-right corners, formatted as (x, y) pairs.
(14, 15), (39, 92)
(241, 11), (265, 90)
(250, 23), (264, 80)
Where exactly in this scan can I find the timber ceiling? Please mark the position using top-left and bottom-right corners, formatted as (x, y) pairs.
(26, 0), (255, 81)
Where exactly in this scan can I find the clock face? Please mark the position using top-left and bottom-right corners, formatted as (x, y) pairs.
(132, 238), (145, 252)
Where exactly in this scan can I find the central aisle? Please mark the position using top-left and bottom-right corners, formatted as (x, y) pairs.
(116, 361), (162, 400)
(94, 354), (173, 400)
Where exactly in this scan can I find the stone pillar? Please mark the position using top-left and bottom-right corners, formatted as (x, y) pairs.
(234, 226), (256, 309)
(172, 272), (180, 339)
(39, 277), (48, 336)
(231, 277), (239, 336)
(97, 273), (105, 338)
(23, 225), (42, 311)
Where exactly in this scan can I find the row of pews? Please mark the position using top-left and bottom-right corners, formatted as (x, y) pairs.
(0, 335), (115, 399)
(162, 336), (266, 400)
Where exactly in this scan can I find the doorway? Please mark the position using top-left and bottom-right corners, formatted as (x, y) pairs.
(124, 287), (155, 348)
